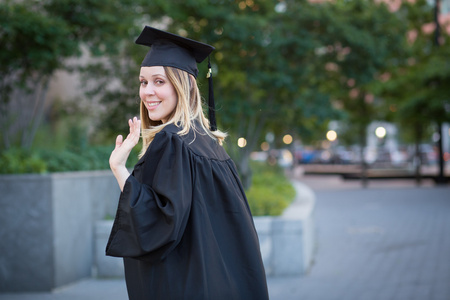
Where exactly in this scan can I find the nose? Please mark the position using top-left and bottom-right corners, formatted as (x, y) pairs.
(143, 84), (155, 95)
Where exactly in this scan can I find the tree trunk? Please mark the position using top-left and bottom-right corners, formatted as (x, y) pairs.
(358, 96), (368, 188)
(237, 150), (252, 190)
(436, 122), (446, 184)
(235, 113), (266, 190)
(1, 74), (51, 151)
(0, 74), (14, 150)
(233, 94), (274, 190)
(359, 124), (368, 188)
(21, 76), (50, 149)
(414, 123), (422, 185)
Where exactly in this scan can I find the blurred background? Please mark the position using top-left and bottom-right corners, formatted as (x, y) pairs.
(1, 1), (450, 299)
(1, 0), (449, 185)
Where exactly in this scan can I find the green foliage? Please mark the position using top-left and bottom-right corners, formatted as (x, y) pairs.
(37, 147), (112, 172)
(0, 0), (145, 150)
(0, 1), (80, 150)
(370, 0), (450, 145)
(0, 145), (140, 174)
(0, 148), (47, 174)
(0, 2), (77, 78)
(313, 0), (409, 149)
(246, 162), (295, 216)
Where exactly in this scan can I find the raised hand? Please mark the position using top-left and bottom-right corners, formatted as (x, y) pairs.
(109, 117), (141, 191)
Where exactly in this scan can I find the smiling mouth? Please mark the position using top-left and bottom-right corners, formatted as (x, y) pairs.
(147, 102), (161, 108)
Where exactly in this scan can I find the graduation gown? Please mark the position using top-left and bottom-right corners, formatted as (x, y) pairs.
(106, 123), (269, 300)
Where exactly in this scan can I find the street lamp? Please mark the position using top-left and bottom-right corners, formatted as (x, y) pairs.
(375, 127), (386, 139)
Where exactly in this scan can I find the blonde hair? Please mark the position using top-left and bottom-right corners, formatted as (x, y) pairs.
(139, 66), (226, 158)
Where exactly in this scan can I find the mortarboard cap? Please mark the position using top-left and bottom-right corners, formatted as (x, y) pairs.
(135, 26), (218, 131)
(135, 26), (215, 78)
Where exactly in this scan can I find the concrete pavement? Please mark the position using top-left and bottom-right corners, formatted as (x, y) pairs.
(1, 175), (449, 300)
(268, 174), (450, 300)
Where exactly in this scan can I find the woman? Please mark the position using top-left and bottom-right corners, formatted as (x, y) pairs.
(107, 26), (269, 300)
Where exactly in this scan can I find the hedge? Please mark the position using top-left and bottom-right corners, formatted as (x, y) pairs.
(0, 146), (140, 174)
(246, 162), (296, 216)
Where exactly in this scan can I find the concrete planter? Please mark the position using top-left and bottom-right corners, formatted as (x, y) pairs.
(252, 180), (315, 276)
(0, 171), (119, 292)
(94, 220), (124, 278)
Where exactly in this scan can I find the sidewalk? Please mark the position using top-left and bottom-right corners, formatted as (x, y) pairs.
(1, 175), (449, 300)
(268, 174), (450, 300)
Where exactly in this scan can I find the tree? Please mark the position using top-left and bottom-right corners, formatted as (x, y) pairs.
(312, 0), (409, 185)
(0, 2), (77, 149)
(372, 0), (450, 183)
(0, 0), (142, 151)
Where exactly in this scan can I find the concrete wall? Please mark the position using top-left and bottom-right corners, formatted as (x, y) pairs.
(0, 171), (119, 292)
(0, 175), (54, 292)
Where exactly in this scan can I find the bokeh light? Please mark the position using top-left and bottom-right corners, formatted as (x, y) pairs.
(375, 127), (386, 138)
(283, 134), (293, 145)
(326, 130), (337, 142)
(237, 137), (247, 148)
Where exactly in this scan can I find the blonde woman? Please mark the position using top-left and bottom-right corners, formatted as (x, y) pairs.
(107, 26), (268, 300)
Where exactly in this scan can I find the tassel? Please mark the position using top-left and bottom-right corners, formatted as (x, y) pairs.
(207, 56), (217, 131)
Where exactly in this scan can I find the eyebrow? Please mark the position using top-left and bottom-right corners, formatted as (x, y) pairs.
(139, 74), (167, 79)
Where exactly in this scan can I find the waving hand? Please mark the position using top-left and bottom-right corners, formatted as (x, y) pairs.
(109, 117), (141, 191)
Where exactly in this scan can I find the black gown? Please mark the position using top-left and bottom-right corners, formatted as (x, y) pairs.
(106, 123), (269, 300)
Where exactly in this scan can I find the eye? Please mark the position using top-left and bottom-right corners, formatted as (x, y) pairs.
(140, 80), (148, 87)
(155, 79), (165, 85)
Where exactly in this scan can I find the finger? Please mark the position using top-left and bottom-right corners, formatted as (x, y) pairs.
(134, 118), (141, 135)
(130, 117), (136, 132)
(129, 118), (137, 134)
(128, 118), (133, 132)
(115, 135), (123, 149)
(132, 116), (138, 126)
(136, 119), (141, 135)
(134, 117), (139, 130)
(130, 117), (140, 137)
(122, 120), (139, 147)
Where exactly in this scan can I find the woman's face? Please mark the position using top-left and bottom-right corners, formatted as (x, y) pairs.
(139, 66), (177, 124)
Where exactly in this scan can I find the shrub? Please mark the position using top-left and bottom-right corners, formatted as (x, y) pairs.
(0, 148), (47, 174)
(246, 162), (296, 216)
(0, 145), (140, 174)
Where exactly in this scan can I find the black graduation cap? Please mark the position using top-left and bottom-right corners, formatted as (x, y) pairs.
(135, 26), (217, 131)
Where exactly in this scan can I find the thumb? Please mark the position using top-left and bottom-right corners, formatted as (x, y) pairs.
(115, 135), (123, 149)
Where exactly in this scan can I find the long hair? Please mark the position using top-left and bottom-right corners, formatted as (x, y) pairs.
(139, 66), (226, 158)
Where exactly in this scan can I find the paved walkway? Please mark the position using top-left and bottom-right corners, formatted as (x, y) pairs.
(1, 175), (449, 300)
(269, 174), (450, 300)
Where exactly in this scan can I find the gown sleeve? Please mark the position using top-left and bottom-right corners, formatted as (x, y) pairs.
(106, 131), (193, 262)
